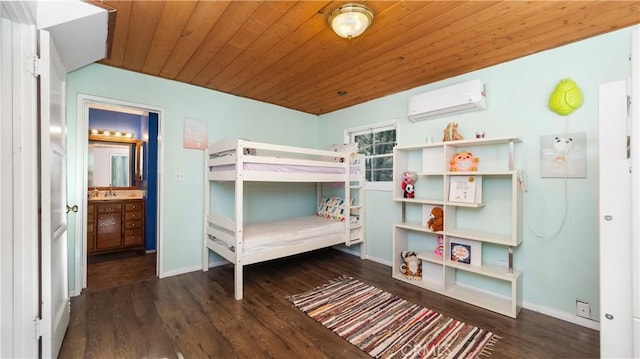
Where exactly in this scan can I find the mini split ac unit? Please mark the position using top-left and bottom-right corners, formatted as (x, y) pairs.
(407, 79), (486, 122)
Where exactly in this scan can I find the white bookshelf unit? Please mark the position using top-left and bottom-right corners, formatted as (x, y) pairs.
(392, 136), (523, 318)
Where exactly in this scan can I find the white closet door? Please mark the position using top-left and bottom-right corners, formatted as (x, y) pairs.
(598, 80), (633, 358)
(630, 26), (640, 358)
(38, 29), (70, 359)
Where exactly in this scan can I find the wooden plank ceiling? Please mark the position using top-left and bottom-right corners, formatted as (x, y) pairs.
(99, 1), (639, 115)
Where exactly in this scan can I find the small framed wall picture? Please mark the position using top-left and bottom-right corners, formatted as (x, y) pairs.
(448, 175), (482, 204)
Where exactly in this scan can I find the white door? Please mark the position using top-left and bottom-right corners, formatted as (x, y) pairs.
(38, 29), (70, 358)
(598, 80), (634, 357)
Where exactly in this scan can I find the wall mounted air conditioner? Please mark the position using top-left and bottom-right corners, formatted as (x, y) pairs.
(407, 79), (486, 122)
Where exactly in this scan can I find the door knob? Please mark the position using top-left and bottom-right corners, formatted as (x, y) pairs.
(66, 204), (78, 213)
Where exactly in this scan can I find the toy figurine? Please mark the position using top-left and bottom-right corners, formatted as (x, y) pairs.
(401, 171), (417, 198)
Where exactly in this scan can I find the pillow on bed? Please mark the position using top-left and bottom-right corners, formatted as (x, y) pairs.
(324, 143), (359, 165)
(317, 196), (352, 222)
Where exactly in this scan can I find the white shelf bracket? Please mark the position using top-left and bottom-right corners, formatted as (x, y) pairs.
(508, 246), (514, 273)
(508, 140), (515, 170)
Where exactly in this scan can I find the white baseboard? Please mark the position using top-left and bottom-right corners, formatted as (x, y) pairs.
(332, 245), (361, 257)
(332, 246), (393, 267)
(159, 265), (202, 279)
(365, 255), (392, 267)
(208, 259), (229, 268)
(522, 301), (600, 331)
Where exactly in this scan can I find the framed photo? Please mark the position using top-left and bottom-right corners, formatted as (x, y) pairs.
(448, 176), (482, 204)
(449, 238), (481, 266)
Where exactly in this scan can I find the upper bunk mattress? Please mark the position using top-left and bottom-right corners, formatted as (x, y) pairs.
(243, 216), (344, 254)
(212, 162), (358, 174)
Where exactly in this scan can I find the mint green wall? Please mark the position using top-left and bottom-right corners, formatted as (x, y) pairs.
(318, 26), (636, 319)
(66, 64), (318, 289)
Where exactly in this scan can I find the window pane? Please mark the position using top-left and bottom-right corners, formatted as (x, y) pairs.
(365, 158), (372, 181)
(348, 124), (396, 184)
(375, 143), (395, 155)
(375, 129), (396, 143)
(360, 144), (373, 156)
(373, 169), (393, 181)
(373, 156), (393, 169)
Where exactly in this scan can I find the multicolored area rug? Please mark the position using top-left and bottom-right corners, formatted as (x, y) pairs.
(288, 276), (499, 359)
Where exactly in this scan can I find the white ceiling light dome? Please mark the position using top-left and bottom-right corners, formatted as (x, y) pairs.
(328, 3), (374, 39)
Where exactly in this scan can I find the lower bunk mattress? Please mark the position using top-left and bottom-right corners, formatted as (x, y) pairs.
(209, 215), (349, 257)
(242, 216), (345, 255)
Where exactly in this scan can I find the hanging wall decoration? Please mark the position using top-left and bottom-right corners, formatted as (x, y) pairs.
(540, 132), (587, 178)
(183, 117), (208, 150)
(548, 78), (583, 116)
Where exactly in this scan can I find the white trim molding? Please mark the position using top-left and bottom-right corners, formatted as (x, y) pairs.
(75, 94), (165, 291)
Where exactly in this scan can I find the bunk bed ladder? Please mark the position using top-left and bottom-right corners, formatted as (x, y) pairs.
(234, 140), (245, 300)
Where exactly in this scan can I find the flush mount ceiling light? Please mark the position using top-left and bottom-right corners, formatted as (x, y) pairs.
(328, 3), (374, 39)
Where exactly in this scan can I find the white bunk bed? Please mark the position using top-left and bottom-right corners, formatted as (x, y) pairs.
(202, 139), (366, 299)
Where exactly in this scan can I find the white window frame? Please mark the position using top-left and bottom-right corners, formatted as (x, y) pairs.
(344, 120), (398, 191)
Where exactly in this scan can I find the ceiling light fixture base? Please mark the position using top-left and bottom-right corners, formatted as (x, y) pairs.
(328, 3), (374, 39)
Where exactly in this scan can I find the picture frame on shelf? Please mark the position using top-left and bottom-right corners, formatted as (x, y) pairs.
(448, 175), (482, 204)
(449, 238), (482, 266)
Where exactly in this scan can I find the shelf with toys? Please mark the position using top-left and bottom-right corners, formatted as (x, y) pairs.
(392, 124), (523, 318)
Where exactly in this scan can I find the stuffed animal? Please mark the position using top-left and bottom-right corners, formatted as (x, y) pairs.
(400, 250), (422, 280)
(404, 183), (415, 198)
(401, 171), (417, 198)
(443, 122), (463, 142)
(427, 207), (444, 232)
(434, 235), (444, 256)
(443, 122), (452, 142)
(449, 151), (479, 171)
(451, 122), (463, 141)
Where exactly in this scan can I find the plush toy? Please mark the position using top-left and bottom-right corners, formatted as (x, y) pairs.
(443, 122), (452, 142)
(400, 250), (422, 280)
(434, 235), (444, 256)
(443, 122), (463, 142)
(427, 207), (444, 232)
(401, 171), (417, 198)
(449, 151), (479, 171)
(404, 183), (415, 198)
(451, 122), (463, 141)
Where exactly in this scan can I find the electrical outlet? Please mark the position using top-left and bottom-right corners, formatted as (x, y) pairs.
(576, 300), (591, 318)
(175, 171), (185, 181)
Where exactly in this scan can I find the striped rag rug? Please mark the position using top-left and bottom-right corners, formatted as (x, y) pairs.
(288, 276), (499, 359)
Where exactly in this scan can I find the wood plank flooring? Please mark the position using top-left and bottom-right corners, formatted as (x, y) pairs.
(60, 249), (599, 358)
(86, 251), (156, 292)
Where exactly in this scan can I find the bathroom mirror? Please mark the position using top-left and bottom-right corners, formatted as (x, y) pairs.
(88, 135), (142, 188)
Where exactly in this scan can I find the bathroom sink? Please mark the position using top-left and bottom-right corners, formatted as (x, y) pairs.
(88, 197), (122, 201)
(88, 189), (145, 201)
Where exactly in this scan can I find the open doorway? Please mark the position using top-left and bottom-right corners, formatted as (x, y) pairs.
(75, 95), (163, 291)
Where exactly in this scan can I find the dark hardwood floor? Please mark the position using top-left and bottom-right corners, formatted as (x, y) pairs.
(60, 249), (599, 358)
(85, 251), (156, 292)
